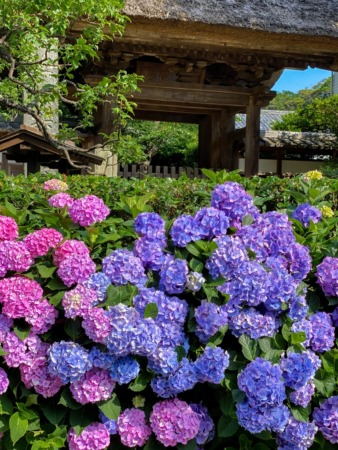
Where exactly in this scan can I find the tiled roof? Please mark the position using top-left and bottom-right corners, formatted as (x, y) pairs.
(236, 110), (291, 131)
(261, 131), (337, 150)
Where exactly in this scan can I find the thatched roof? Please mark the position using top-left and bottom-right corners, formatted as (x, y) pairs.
(124, 0), (338, 38)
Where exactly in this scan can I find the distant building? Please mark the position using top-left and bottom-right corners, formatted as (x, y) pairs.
(332, 72), (338, 95)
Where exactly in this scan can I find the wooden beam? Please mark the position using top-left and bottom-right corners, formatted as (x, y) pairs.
(133, 110), (201, 124)
(245, 96), (261, 177)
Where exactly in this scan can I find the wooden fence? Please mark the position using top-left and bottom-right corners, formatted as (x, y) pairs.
(118, 164), (203, 179)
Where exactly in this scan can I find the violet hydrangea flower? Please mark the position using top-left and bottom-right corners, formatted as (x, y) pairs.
(309, 312), (335, 353)
(102, 249), (147, 287)
(133, 236), (166, 271)
(236, 401), (290, 434)
(150, 398), (200, 447)
(0, 368), (9, 394)
(316, 256), (338, 298)
(195, 346), (229, 384)
(289, 380), (316, 408)
(134, 212), (166, 243)
(69, 194), (110, 227)
(0, 240), (33, 276)
(229, 308), (280, 339)
(313, 396), (338, 444)
(67, 423), (110, 450)
(280, 350), (321, 390)
(70, 368), (115, 404)
(277, 416), (317, 449)
(62, 284), (98, 319)
(57, 253), (96, 287)
(117, 408), (152, 448)
(109, 356), (140, 384)
(159, 256), (188, 295)
(194, 206), (230, 239)
(170, 214), (204, 247)
(292, 203), (322, 227)
(83, 272), (111, 303)
(190, 403), (215, 445)
(194, 300), (228, 343)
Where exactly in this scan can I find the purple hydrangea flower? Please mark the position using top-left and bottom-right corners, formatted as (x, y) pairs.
(0, 241), (33, 276)
(288, 295), (308, 322)
(194, 300), (228, 343)
(190, 403), (215, 445)
(194, 207), (230, 239)
(69, 195), (110, 227)
(277, 417), (317, 449)
(238, 358), (286, 407)
(147, 346), (179, 376)
(236, 401), (290, 434)
(313, 396), (338, 444)
(70, 368), (115, 404)
(62, 284), (98, 318)
(289, 380), (315, 408)
(88, 348), (115, 370)
(229, 308), (280, 339)
(57, 254), (96, 287)
(151, 376), (178, 398)
(133, 236), (166, 271)
(159, 256), (188, 294)
(102, 249), (147, 287)
(117, 408), (152, 448)
(309, 312), (335, 353)
(292, 203), (322, 227)
(67, 423), (110, 450)
(109, 356), (140, 384)
(280, 351), (321, 390)
(282, 242), (312, 281)
(82, 307), (112, 344)
(316, 256), (338, 298)
(168, 358), (197, 394)
(264, 266), (296, 312)
(170, 214), (204, 247)
(150, 398), (200, 447)
(0, 368), (9, 394)
(53, 239), (90, 266)
(195, 346), (229, 384)
(211, 182), (259, 228)
(291, 319), (312, 348)
(47, 341), (92, 383)
(48, 193), (74, 209)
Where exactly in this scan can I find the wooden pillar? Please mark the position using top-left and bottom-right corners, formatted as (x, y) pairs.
(221, 114), (237, 171)
(27, 151), (40, 174)
(198, 112), (224, 169)
(198, 115), (212, 168)
(245, 96), (261, 177)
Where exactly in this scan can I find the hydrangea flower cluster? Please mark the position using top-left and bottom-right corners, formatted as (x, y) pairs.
(23, 228), (63, 258)
(277, 416), (317, 450)
(43, 178), (68, 191)
(313, 396), (338, 444)
(48, 192), (74, 208)
(69, 194), (110, 227)
(0, 215), (18, 241)
(292, 203), (322, 227)
(117, 408), (152, 447)
(316, 256), (338, 297)
(67, 423), (110, 450)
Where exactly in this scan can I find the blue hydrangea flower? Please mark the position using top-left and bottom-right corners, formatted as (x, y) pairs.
(190, 403), (215, 445)
(102, 249), (147, 287)
(195, 346), (229, 384)
(83, 272), (111, 303)
(128, 318), (162, 357)
(88, 347), (115, 370)
(169, 358), (197, 394)
(194, 300), (228, 343)
(47, 341), (92, 383)
(280, 350), (321, 390)
(288, 295), (308, 321)
(194, 207), (230, 239)
(277, 417), (317, 449)
(229, 308), (280, 339)
(292, 203), (322, 227)
(99, 412), (118, 435)
(159, 256), (188, 294)
(291, 319), (312, 348)
(313, 396), (338, 444)
(109, 356), (140, 384)
(316, 256), (338, 298)
(265, 266), (296, 312)
(236, 401), (290, 434)
(147, 346), (179, 375)
(134, 212), (166, 243)
(282, 242), (312, 281)
(238, 358), (286, 407)
(186, 272), (205, 292)
(170, 214), (204, 247)
(289, 380), (315, 408)
(151, 376), (177, 398)
(206, 236), (248, 280)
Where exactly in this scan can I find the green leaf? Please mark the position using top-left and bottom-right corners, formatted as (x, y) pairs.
(13, 324), (30, 340)
(36, 264), (57, 278)
(290, 332), (306, 345)
(208, 325), (228, 346)
(177, 439), (197, 450)
(58, 388), (82, 410)
(206, 276), (226, 287)
(314, 370), (336, 397)
(9, 412), (28, 445)
(186, 243), (202, 258)
(103, 283), (138, 307)
(48, 291), (65, 307)
(239, 335), (260, 361)
(144, 302), (158, 319)
(321, 349), (338, 374)
(175, 345), (186, 362)
(129, 372), (151, 392)
(64, 318), (82, 340)
(40, 401), (67, 425)
(189, 258), (204, 273)
(231, 389), (246, 403)
(98, 394), (121, 420)
(0, 396), (13, 415)
(218, 416), (239, 438)
(290, 405), (310, 422)
(242, 214), (255, 226)
(46, 278), (67, 291)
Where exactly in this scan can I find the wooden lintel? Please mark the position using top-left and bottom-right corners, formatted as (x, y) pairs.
(133, 110), (202, 124)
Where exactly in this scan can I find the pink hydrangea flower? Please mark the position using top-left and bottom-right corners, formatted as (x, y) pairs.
(70, 368), (115, 404)
(62, 284), (98, 319)
(150, 398), (200, 447)
(0, 368), (9, 394)
(25, 299), (58, 334)
(0, 216), (18, 242)
(48, 193), (74, 209)
(0, 241), (33, 276)
(53, 239), (90, 267)
(82, 307), (112, 344)
(2, 332), (28, 367)
(117, 408), (152, 448)
(69, 195), (110, 227)
(67, 423), (110, 450)
(23, 228), (63, 258)
(44, 179), (68, 192)
(57, 254), (96, 287)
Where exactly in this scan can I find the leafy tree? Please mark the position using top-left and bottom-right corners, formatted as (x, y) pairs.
(271, 95), (338, 136)
(0, 0), (141, 171)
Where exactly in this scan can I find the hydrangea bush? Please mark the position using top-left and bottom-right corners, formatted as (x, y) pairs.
(0, 176), (337, 449)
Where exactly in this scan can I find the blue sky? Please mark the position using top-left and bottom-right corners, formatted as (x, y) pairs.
(272, 68), (332, 93)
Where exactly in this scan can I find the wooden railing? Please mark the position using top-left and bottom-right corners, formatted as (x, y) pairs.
(118, 164), (203, 179)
